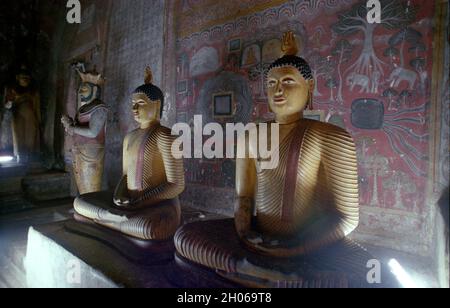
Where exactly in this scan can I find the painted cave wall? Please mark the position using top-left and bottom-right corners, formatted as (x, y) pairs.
(52, 0), (448, 258)
(0, 0), (63, 164)
(169, 0), (447, 256)
(102, 0), (166, 187)
(58, 0), (166, 190)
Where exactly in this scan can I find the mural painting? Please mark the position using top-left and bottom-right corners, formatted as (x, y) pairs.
(173, 0), (437, 254)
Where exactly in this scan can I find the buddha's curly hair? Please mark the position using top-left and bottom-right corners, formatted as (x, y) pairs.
(133, 83), (164, 118)
(266, 55), (313, 81)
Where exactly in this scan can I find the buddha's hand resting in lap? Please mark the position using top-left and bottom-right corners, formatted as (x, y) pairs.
(113, 196), (131, 207)
(244, 231), (281, 247)
(242, 232), (284, 255)
(244, 231), (263, 245)
(261, 237), (280, 247)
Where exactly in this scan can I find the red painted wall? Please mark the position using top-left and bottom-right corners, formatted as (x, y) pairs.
(173, 0), (439, 255)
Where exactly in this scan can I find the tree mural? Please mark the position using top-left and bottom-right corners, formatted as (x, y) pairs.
(356, 136), (376, 160)
(383, 88), (398, 111)
(410, 57), (427, 95)
(331, 39), (353, 103)
(307, 53), (328, 97)
(248, 61), (271, 99)
(408, 41), (426, 58)
(365, 153), (390, 206)
(388, 27), (422, 67)
(382, 170), (416, 210)
(399, 89), (411, 107)
(383, 46), (400, 66)
(324, 56), (337, 101)
(326, 77), (338, 101)
(332, 0), (416, 78)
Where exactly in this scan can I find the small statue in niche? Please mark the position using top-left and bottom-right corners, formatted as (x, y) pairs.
(61, 67), (108, 194)
(3, 65), (41, 163)
(73, 67), (185, 241)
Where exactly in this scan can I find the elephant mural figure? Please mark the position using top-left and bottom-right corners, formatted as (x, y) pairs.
(389, 67), (417, 90)
(346, 72), (370, 93)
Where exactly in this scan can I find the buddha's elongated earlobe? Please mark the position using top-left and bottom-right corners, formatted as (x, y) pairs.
(308, 79), (314, 110)
(157, 100), (162, 120)
(268, 99), (273, 113)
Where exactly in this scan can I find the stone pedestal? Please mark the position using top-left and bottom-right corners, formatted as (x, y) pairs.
(24, 220), (175, 288)
(173, 219), (401, 288)
(0, 162), (26, 194)
(22, 172), (72, 201)
(25, 223), (118, 288)
(0, 161), (71, 215)
(0, 162), (33, 214)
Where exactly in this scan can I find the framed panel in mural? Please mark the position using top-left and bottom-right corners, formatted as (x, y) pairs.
(177, 80), (188, 94)
(351, 99), (384, 130)
(229, 38), (241, 52)
(304, 110), (325, 122)
(213, 92), (234, 118)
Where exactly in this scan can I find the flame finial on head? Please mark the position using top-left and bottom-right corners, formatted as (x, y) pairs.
(145, 66), (153, 85)
(133, 66), (164, 117)
(266, 31), (312, 81)
(281, 31), (299, 57)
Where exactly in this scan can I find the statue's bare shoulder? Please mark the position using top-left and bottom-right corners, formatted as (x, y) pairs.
(155, 125), (178, 153)
(307, 120), (356, 149)
(155, 125), (175, 141)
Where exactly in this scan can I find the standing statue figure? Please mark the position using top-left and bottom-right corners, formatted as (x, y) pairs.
(3, 65), (40, 163)
(73, 67), (185, 242)
(172, 32), (397, 288)
(61, 69), (108, 194)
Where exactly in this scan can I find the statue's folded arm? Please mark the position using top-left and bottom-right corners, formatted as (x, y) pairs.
(234, 130), (256, 238)
(73, 108), (108, 138)
(133, 128), (185, 206)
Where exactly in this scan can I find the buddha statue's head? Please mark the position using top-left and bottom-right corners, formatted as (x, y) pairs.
(266, 32), (314, 120)
(131, 67), (164, 128)
(77, 70), (104, 107)
(16, 66), (32, 88)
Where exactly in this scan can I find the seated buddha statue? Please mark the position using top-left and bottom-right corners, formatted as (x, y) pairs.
(73, 67), (185, 242)
(174, 32), (397, 288)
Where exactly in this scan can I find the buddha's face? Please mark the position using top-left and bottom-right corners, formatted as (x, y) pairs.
(132, 93), (160, 126)
(17, 74), (31, 88)
(267, 66), (314, 118)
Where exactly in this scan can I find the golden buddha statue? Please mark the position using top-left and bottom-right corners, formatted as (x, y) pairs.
(3, 65), (41, 164)
(73, 67), (185, 241)
(173, 32), (394, 288)
(61, 68), (108, 194)
(233, 32), (359, 258)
